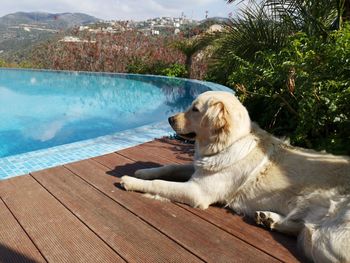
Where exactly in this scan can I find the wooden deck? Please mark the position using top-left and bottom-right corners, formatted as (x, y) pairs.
(0, 138), (306, 263)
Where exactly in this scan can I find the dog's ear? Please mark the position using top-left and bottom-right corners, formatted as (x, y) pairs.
(202, 100), (230, 134)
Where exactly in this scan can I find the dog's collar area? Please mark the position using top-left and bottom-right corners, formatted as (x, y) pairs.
(194, 135), (259, 170)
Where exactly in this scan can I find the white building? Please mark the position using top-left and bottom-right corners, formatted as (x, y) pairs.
(207, 24), (224, 33)
(59, 36), (96, 43)
(151, 29), (160, 35)
(79, 26), (90, 31)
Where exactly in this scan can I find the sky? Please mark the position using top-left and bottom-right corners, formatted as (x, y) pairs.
(0, 0), (241, 21)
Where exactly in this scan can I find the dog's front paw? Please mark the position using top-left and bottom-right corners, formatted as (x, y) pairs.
(120, 176), (137, 191)
(255, 211), (277, 230)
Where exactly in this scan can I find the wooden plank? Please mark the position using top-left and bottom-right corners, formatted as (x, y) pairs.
(68, 157), (279, 263)
(0, 198), (46, 263)
(117, 142), (180, 166)
(119, 140), (304, 262)
(178, 205), (304, 263)
(150, 138), (194, 162)
(0, 175), (124, 263)
(32, 166), (201, 263)
(130, 139), (193, 164)
(116, 139), (193, 167)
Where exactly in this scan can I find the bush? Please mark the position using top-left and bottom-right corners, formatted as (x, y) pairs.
(17, 60), (36, 68)
(126, 58), (187, 78)
(29, 29), (209, 79)
(125, 57), (165, 75)
(30, 30), (186, 73)
(0, 59), (6, 67)
(160, 63), (187, 77)
(224, 24), (350, 154)
(0, 59), (36, 69)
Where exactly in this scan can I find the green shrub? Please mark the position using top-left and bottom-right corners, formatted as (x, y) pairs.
(160, 63), (187, 77)
(220, 24), (350, 154)
(0, 59), (8, 67)
(0, 59), (37, 69)
(18, 60), (36, 68)
(126, 58), (150, 74)
(126, 58), (187, 78)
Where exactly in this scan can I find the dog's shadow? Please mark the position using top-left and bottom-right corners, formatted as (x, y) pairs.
(107, 161), (189, 189)
(106, 161), (159, 190)
(106, 161), (160, 178)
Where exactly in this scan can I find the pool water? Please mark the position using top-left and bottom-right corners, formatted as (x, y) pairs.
(0, 69), (232, 179)
(0, 69), (228, 159)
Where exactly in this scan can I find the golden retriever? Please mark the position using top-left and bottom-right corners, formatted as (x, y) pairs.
(121, 91), (350, 263)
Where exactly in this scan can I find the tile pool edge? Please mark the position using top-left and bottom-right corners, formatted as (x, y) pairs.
(0, 121), (173, 180)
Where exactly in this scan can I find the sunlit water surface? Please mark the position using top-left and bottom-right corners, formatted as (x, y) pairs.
(0, 70), (210, 158)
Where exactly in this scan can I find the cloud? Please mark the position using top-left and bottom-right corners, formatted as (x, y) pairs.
(0, 0), (234, 20)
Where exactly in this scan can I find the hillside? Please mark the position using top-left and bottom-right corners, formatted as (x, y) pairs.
(0, 12), (99, 29)
(0, 12), (99, 60)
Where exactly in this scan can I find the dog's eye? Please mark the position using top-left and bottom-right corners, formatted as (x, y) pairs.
(192, 106), (199, 112)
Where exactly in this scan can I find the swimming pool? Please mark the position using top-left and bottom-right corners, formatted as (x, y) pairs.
(0, 69), (232, 179)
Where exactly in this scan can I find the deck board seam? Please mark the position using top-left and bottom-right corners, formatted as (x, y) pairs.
(116, 151), (172, 166)
(28, 172), (128, 262)
(93, 152), (281, 261)
(0, 196), (49, 263)
(83, 158), (206, 262)
(144, 148), (287, 262)
(147, 150), (286, 261)
(114, 147), (285, 261)
(175, 203), (284, 262)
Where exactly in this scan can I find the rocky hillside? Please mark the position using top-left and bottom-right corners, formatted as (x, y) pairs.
(0, 12), (99, 60)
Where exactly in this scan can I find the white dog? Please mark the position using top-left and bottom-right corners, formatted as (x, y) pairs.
(121, 91), (350, 262)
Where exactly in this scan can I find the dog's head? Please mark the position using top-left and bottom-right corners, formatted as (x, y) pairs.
(168, 91), (251, 155)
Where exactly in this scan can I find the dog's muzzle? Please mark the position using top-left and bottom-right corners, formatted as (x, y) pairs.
(168, 116), (196, 140)
(168, 116), (175, 126)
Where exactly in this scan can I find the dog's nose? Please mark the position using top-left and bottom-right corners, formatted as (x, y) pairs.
(168, 116), (175, 126)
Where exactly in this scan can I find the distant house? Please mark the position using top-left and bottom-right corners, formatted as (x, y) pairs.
(59, 36), (96, 43)
(79, 26), (89, 31)
(207, 24), (224, 33)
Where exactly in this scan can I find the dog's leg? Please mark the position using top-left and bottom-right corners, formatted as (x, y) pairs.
(134, 164), (194, 181)
(255, 211), (303, 236)
(120, 176), (210, 209)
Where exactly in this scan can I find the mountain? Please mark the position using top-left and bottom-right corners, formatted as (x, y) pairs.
(0, 12), (100, 60)
(0, 12), (99, 29)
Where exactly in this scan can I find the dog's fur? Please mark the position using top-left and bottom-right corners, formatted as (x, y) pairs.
(121, 91), (350, 262)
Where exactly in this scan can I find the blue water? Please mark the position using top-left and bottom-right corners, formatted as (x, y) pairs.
(0, 69), (212, 158)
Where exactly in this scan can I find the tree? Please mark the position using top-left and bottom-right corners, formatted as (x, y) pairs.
(205, 0), (350, 154)
(227, 0), (349, 34)
(210, 0), (349, 86)
(171, 35), (212, 78)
